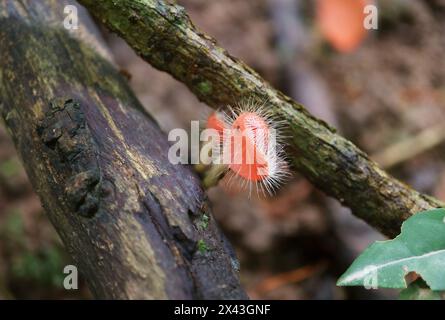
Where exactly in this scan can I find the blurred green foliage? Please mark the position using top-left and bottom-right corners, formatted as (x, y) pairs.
(0, 158), (21, 179)
(1, 209), (67, 291)
(12, 247), (65, 288)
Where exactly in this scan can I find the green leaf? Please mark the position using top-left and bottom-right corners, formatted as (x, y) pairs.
(399, 279), (445, 300)
(337, 208), (445, 290)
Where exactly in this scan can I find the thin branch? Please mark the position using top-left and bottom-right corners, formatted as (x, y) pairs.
(77, 0), (444, 237)
(372, 123), (445, 169)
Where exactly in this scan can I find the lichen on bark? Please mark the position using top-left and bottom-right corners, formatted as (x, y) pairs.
(78, 0), (444, 237)
(0, 0), (246, 299)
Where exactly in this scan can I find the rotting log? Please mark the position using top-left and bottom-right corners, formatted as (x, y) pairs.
(77, 0), (444, 237)
(0, 0), (246, 299)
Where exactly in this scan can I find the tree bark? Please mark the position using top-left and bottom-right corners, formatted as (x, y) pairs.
(0, 0), (246, 299)
(77, 0), (444, 237)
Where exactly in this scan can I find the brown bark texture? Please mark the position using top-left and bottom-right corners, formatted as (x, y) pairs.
(0, 0), (246, 299)
(78, 0), (444, 237)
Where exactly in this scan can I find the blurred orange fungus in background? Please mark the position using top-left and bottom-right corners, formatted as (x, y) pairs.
(316, 0), (369, 53)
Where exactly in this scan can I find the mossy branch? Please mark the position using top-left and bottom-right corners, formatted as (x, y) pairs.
(78, 0), (444, 237)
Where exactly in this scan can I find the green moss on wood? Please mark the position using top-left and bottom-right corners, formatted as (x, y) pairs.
(197, 239), (209, 254)
(78, 0), (445, 238)
(0, 0), (246, 300)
